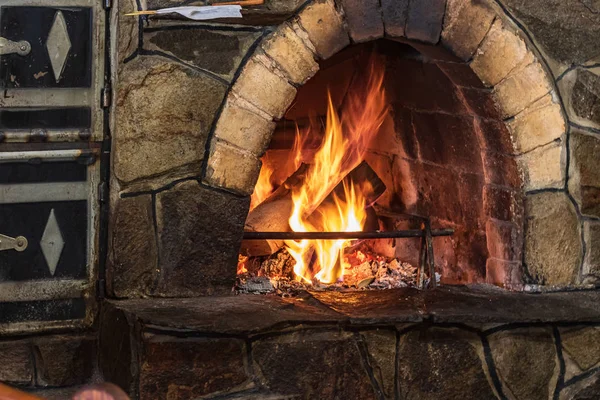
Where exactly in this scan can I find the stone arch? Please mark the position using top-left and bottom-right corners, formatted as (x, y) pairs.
(202, 0), (577, 286)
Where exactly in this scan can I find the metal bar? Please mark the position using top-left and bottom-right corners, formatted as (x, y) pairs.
(0, 149), (93, 163)
(242, 229), (454, 240)
(0, 182), (88, 204)
(424, 220), (436, 289)
(418, 232), (427, 290)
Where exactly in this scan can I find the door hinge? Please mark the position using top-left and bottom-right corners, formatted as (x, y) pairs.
(98, 181), (109, 204)
(101, 86), (111, 108)
(103, 0), (112, 10)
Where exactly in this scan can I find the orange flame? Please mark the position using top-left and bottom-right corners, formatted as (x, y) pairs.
(250, 165), (274, 211)
(285, 58), (388, 284)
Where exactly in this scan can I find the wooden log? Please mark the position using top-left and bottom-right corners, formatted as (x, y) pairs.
(240, 164), (308, 257)
(240, 161), (386, 257)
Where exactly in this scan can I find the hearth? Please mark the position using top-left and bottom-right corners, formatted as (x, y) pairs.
(236, 40), (523, 295)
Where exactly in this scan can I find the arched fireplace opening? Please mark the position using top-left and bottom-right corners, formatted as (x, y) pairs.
(236, 39), (524, 293)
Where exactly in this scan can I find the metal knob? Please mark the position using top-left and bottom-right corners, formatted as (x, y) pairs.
(0, 234), (28, 252)
(0, 37), (31, 56)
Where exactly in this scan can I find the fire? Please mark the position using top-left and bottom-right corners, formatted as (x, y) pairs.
(250, 165), (274, 211)
(285, 58), (388, 284)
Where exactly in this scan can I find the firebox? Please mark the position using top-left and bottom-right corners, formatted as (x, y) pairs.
(236, 39), (523, 295)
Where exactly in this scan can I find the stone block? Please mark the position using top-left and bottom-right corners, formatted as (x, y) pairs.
(488, 327), (557, 400)
(205, 140), (262, 195)
(441, 0), (496, 61)
(340, 0), (384, 43)
(471, 19), (530, 87)
(494, 61), (552, 118)
(213, 98), (276, 156)
(560, 326), (600, 372)
(252, 331), (377, 398)
(508, 94), (566, 154)
(33, 336), (95, 387)
(114, 0), (139, 68)
(477, 119), (516, 154)
(232, 58), (297, 119)
(571, 69), (600, 127)
(483, 185), (523, 223)
(397, 327), (496, 399)
(405, 0), (447, 44)
(0, 341), (32, 384)
(569, 130), (600, 218)
(107, 195), (157, 298)
(486, 258), (523, 287)
(517, 141), (566, 191)
(525, 191), (582, 285)
(460, 87), (502, 119)
(359, 330), (397, 400)
(486, 219), (523, 262)
(381, 0), (409, 38)
(155, 180), (250, 296)
(297, 0), (350, 59)
(261, 22), (319, 85)
(113, 57), (226, 184)
(482, 151), (521, 188)
(139, 335), (249, 400)
(146, 28), (261, 82)
(412, 112), (482, 172)
(583, 221), (600, 278)
(498, 0), (600, 64)
(437, 61), (485, 88)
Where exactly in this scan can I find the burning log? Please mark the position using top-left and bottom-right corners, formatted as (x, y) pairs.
(240, 161), (386, 257)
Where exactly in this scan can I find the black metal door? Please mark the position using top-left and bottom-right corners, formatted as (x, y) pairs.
(0, 0), (105, 334)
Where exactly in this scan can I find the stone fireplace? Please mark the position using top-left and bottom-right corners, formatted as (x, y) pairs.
(3, 0), (600, 399)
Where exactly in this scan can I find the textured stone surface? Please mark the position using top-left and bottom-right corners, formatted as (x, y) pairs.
(253, 331), (377, 399)
(437, 61), (486, 88)
(114, 58), (225, 184)
(471, 19), (530, 87)
(583, 221), (600, 278)
(33, 336), (95, 387)
(99, 305), (134, 396)
(107, 195), (157, 298)
(140, 335), (249, 400)
(486, 219), (522, 261)
(486, 258), (523, 287)
(205, 140), (262, 195)
(441, 0), (496, 60)
(232, 58), (296, 119)
(571, 69), (600, 126)
(483, 185), (523, 223)
(397, 328), (496, 399)
(360, 330), (397, 399)
(525, 192), (582, 285)
(517, 141), (565, 191)
(569, 131), (600, 218)
(340, 0), (384, 43)
(0, 341), (32, 384)
(494, 62), (552, 118)
(262, 22), (318, 85)
(146, 28), (261, 81)
(560, 326), (600, 371)
(213, 99), (276, 156)
(508, 94), (566, 154)
(482, 151), (521, 188)
(155, 180), (249, 296)
(488, 327), (557, 400)
(477, 119), (516, 154)
(500, 0), (600, 64)
(381, 0), (409, 38)
(405, 0), (447, 44)
(297, 0), (350, 59)
(559, 371), (600, 400)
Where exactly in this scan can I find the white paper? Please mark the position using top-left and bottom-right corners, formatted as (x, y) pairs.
(158, 5), (243, 20)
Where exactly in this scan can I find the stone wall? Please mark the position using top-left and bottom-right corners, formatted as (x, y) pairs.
(108, 0), (600, 296)
(0, 334), (97, 398)
(99, 290), (600, 400)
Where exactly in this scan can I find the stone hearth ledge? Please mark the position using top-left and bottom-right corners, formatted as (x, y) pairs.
(102, 286), (600, 336)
